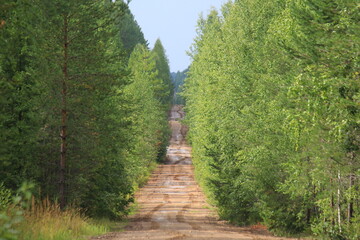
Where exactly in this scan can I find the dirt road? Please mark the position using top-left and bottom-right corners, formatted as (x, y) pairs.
(92, 105), (296, 240)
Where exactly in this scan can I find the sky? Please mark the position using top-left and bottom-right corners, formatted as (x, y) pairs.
(128, 0), (227, 72)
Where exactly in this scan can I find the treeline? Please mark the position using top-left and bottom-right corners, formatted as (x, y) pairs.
(171, 69), (187, 105)
(0, 0), (172, 219)
(184, 0), (359, 239)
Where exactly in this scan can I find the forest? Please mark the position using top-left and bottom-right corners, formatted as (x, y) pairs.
(1, 0), (359, 239)
(183, 0), (359, 239)
(0, 0), (173, 239)
(171, 69), (187, 105)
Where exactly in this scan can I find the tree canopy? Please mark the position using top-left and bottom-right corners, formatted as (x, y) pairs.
(0, 0), (173, 219)
(184, 0), (360, 238)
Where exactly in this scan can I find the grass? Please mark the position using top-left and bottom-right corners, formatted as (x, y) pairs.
(17, 198), (110, 240)
(1, 160), (159, 240)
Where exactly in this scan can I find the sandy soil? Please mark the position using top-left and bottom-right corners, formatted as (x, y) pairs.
(91, 105), (299, 240)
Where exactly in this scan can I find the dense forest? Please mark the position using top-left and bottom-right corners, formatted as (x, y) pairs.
(171, 69), (187, 105)
(0, 0), (172, 238)
(1, 0), (359, 239)
(184, 0), (359, 239)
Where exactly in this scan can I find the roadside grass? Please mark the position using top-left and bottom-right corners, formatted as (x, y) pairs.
(17, 198), (110, 240)
(18, 164), (157, 240)
(1, 160), (158, 240)
(17, 171), (154, 240)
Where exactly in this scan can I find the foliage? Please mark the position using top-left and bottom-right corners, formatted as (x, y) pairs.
(18, 198), (108, 240)
(151, 39), (174, 107)
(184, 0), (360, 238)
(0, 183), (12, 211)
(0, 182), (114, 240)
(150, 39), (174, 160)
(117, 8), (148, 55)
(171, 69), (188, 105)
(125, 43), (170, 180)
(0, 183), (33, 240)
(0, 0), (172, 222)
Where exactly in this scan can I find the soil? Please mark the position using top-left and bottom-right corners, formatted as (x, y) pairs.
(91, 105), (299, 240)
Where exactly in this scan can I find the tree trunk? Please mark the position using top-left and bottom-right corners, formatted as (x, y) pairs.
(347, 173), (354, 223)
(347, 152), (355, 223)
(60, 14), (69, 210)
(337, 171), (342, 233)
(331, 183), (335, 226)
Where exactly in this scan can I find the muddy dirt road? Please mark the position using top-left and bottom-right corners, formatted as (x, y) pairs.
(92, 105), (296, 240)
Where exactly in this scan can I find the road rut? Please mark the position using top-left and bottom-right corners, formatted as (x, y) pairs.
(91, 105), (297, 240)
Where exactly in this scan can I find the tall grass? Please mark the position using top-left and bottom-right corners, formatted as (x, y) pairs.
(18, 198), (109, 240)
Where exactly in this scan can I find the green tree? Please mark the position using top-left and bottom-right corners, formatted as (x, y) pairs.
(40, 0), (135, 216)
(125, 44), (170, 179)
(184, 0), (360, 238)
(171, 69), (188, 105)
(117, 7), (148, 55)
(151, 39), (173, 107)
(0, 0), (170, 219)
(0, 0), (45, 190)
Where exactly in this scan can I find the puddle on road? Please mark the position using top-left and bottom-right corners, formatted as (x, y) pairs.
(167, 148), (190, 154)
(156, 192), (194, 194)
(159, 210), (180, 214)
(153, 215), (166, 221)
(167, 185), (186, 189)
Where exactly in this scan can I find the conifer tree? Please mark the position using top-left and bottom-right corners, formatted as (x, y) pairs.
(0, 0), (171, 219)
(151, 39), (173, 107)
(0, 0), (46, 189)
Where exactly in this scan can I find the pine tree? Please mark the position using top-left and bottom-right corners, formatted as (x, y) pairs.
(0, 0), (46, 189)
(0, 0), (147, 218)
(117, 8), (148, 55)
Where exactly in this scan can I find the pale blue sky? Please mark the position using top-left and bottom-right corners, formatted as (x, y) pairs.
(128, 0), (227, 72)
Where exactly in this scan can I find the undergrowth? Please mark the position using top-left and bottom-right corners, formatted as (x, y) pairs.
(0, 195), (111, 240)
(18, 198), (109, 240)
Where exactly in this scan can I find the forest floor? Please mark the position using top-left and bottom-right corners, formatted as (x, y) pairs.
(91, 105), (300, 240)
